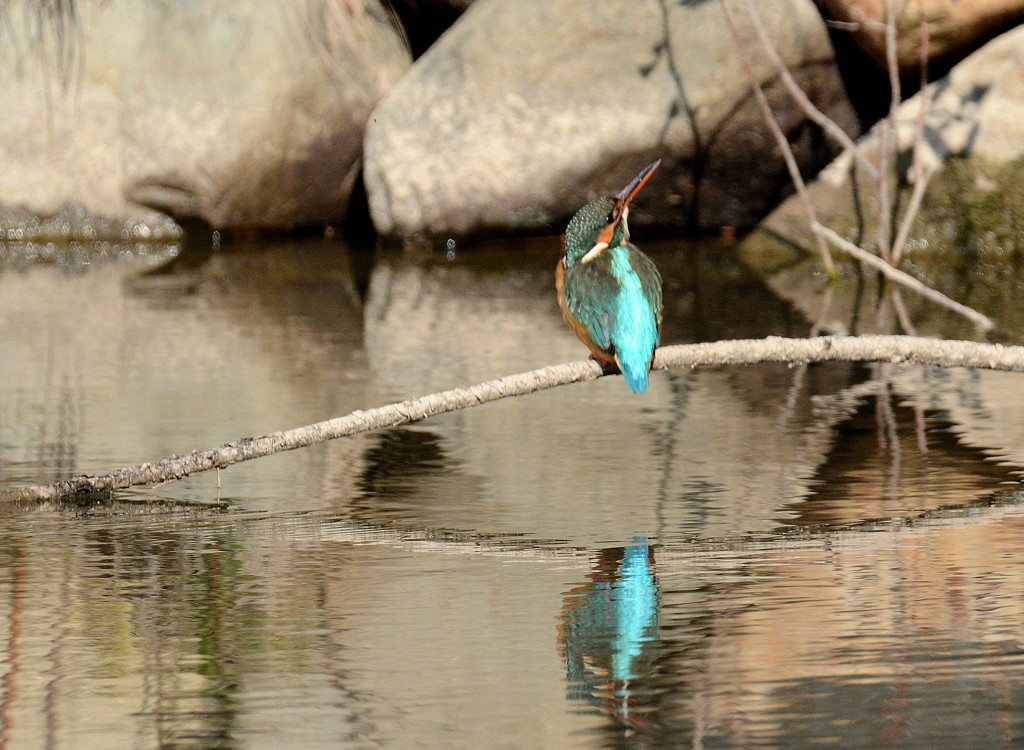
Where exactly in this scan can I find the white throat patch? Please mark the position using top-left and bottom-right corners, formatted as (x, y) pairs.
(580, 241), (609, 264)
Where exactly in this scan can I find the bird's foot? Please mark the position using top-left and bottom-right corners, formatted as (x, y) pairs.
(589, 354), (620, 376)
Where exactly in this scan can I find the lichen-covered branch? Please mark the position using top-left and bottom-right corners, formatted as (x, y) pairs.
(6, 335), (1024, 504)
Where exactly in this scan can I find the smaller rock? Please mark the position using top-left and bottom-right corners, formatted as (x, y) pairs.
(742, 24), (1024, 336)
(814, 0), (1024, 75)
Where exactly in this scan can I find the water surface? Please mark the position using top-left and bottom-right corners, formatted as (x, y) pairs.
(0, 235), (1023, 748)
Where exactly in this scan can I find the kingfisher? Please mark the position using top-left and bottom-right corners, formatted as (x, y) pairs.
(556, 160), (663, 393)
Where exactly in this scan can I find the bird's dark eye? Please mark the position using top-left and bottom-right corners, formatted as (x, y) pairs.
(605, 213), (615, 225)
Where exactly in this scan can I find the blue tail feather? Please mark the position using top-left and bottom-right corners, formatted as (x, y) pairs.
(619, 358), (650, 394)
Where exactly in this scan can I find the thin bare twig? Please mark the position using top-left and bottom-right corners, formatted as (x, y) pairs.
(6, 335), (1024, 503)
(741, 0), (878, 180)
(726, 2), (992, 334)
(890, 286), (917, 335)
(718, 0), (835, 276)
(890, 0), (931, 267)
(875, 0), (903, 263)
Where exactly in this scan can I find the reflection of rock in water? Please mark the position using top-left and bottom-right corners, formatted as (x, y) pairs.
(347, 426), (486, 527)
(788, 382), (1019, 529)
(359, 242), (838, 543)
(0, 238), (372, 507)
(890, 367), (1024, 473)
(651, 507), (1024, 747)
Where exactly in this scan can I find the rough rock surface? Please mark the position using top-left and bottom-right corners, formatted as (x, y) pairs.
(364, 0), (859, 240)
(0, 1), (409, 232)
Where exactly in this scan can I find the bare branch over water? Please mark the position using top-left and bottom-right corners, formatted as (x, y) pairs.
(6, 335), (1024, 503)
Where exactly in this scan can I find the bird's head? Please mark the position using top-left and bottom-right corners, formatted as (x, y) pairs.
(563, 160), (660, 266)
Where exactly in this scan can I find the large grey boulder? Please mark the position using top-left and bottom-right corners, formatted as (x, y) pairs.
(364, 0), (858, 240)
(0, 1), (409, 234)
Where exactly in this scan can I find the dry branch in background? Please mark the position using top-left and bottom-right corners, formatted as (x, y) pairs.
(718, 0), (835, 275)
(890, 0), (932, 269)
(740, 0), (877, 179)
(6, 335), (1024, 504)
(724, 1), (993, 336)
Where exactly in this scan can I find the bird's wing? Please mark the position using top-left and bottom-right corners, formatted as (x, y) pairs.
(564, 260), (620, 353)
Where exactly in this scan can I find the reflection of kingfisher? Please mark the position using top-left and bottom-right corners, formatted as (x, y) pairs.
(556, 161), (664, 393)
(560, 539), (661, 728)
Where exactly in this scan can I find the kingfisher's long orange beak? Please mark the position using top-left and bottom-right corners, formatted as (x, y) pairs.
(616, 159), (661, 210)
(599, 159), (660, 246)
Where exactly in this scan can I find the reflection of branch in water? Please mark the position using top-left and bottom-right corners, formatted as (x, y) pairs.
(651, 372), (694, 539)
(886, 287), (930, 465)
(779, 283), (841, 431)
(873, 366), (902, 497)
(189, 489), (1024, 563)
(912, 369), (930, 462)
(778, 362), (809, 433)
(8, 336), (1024, 503)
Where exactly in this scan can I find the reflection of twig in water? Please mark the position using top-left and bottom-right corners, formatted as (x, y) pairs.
(777, 279), (837, 430)
(873, 366), (902, 499)
(887, 286), (930, 463)
(651, 372), (694, 539)
(8, 335), (1024, 503)
(913, 367), (930, 461)
(778, 361), (809, 433)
